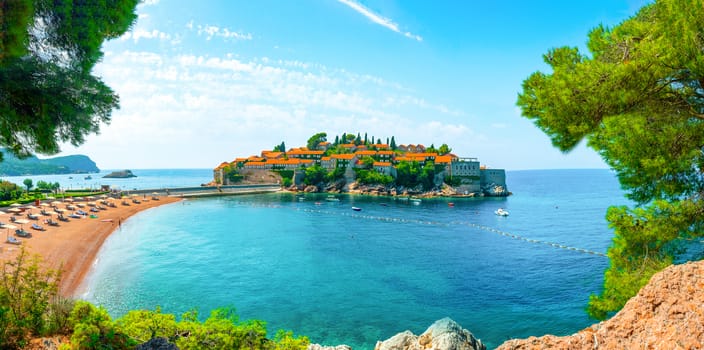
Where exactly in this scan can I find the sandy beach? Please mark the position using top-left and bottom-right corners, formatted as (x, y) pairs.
(0, 196), (182, 297)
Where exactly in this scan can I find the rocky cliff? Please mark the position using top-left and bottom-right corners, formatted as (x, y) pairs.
(496, 260), (704, 349)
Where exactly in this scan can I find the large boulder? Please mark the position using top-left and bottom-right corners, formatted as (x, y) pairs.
(375, 318), (486, 350)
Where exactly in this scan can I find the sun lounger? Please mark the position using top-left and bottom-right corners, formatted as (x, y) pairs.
(15, 229), (31, 238)
(31, 223), (45, 231)
(6, 236), (21, 245)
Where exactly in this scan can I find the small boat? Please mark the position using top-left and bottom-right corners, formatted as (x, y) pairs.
(495, 208), (509, 216)
(448, 202), (455, 207)
(326, 195), (340, 202)
(6, 236), (21, 245)
(84, 175), (92, 180)
(410, 198), (422, 205)
(352, 207), (362, 211)
(68, 176), (73, 179)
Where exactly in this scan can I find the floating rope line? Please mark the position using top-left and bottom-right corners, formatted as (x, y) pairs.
(296, 207), (608, 257)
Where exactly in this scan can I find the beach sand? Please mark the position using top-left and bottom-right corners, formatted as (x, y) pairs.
(0, 196), (181, 297)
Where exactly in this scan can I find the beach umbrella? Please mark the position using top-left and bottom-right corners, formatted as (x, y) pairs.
(13, 219), (29, 229)
(64, 198), (74, 202)
(24, 205), (37, 210)
(10, 203), (21, 207)
(86, 196), (95, 200)
(51, 201), (62, 206)
(46, 196), (55, 200)
(40, 203), (50, 207)
(100, 194), (108, 199)
(3, 224), (17, 240)
(7, 208), (21, 213)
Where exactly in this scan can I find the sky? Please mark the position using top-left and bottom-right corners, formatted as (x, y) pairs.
(54, 0), (651, 170)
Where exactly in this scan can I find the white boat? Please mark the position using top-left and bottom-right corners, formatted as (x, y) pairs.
(410, 198), (422, 205)
(325, 195), (340, 202)
(352, 206), (362, 211)
(495, 208), (509, 216)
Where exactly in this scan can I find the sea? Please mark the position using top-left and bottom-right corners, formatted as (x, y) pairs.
(10, 169), (631, 349)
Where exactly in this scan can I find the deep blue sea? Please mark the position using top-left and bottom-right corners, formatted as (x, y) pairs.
(78, 168), (629, 349)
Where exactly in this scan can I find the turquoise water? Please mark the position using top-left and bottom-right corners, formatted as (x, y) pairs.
(83, 169), (629, 349)
(1, 168), (213, 191)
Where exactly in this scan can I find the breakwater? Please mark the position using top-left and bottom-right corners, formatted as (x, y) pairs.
(119, 183), (281, 198)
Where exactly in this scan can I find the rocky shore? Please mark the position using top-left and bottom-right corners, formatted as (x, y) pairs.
(308, 260), (704, 350)
(289, 181), (510, 198)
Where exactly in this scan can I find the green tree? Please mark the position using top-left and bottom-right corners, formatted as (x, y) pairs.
(438, 144), (452, 155)
(22, 178), (33, 192)
(395, 161), (420, 188)
(0, 248), (63, 348)
(303, 164), (327, 186)
(517, 0), (704, 319)
(306, 132), (327, 150)
(0, 1), (139, 161)
(390, 136), (397, 150)
(426, 144), (437, 154)
(273, 141), (286, 153)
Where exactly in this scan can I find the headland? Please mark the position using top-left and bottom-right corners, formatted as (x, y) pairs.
(212, 131), (510, 198)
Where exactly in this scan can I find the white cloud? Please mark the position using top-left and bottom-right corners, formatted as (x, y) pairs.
(195, 24), (252, 41)
(122, 28), (171, 43)
(337, 0), (422, 42)
(85, 49), (470, 168)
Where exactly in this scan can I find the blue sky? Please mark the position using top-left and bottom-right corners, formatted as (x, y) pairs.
(56, 0), (651, 170)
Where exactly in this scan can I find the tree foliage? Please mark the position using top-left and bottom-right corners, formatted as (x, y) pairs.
(517, 0), (704, 319)
(0, 248), (65, 348)
(306, 132), (327, 150)
(0, 0), (139, 161)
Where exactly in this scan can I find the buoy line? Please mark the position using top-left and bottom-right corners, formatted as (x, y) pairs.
(295, 207), (608, 257)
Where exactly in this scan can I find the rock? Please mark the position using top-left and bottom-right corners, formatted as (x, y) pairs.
(304, 185), (319, 193)
(481, 183), (509, 197)
(135, 337), (179, 350)
(102, 169), (137, 178)
(496, 260), (704, 349)
(375, 318), (486, 350)
(308, 344), (353, 350)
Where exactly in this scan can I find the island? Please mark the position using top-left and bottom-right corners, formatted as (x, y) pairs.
(102, 169), (137, 178)
(0, 148), (99, 176)
(212, 132), (509, 197)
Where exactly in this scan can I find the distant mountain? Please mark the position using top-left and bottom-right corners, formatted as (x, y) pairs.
(0, 149), (99, 176)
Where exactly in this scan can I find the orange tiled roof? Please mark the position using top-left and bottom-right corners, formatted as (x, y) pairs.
(371, 144), (389, 149)
(373, 161), (392, 167)
(435, 155), (453, 164)
(261, 151), (284, 159)
(243, 159), (314, 167)
(287, 149), (325, 155)
(321, 156), (331, 161)
(247, 156), (265, 162)
(355, 150), (377, 156)
(377, 150), (394, 155)
(332, 153), (355, 160)
(233, 157), (248, 163)
(214, 162), (230, 170)
(340, 143), (356, 148)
